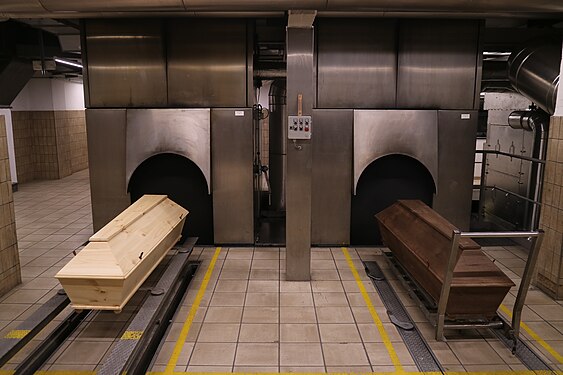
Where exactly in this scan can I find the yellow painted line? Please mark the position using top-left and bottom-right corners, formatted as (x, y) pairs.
(164, 247), (222, 374)
(342, 247), (404, 373)
(121, 330), (143, 340)
(3, 329), (30, 339)
(499, 303), (563, 364)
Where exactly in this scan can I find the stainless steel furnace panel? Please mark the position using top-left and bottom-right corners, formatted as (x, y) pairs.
(397, 20), (480, 110)
(211, 108), (254, 244)
(125, 109), (211, 192)
(86, 109), (130, 231)
(316, 19), (397, 109)
(353, 110), (439, 194)
(84, 20), (167, 108)
(434, 110), (478, 230)
(312, 109), (353, 245)
(167, 19), (249, 108)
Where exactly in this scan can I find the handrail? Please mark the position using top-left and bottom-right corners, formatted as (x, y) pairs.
(436, 229), (544, 355)
(476, 149), (546, 164)
(483, 185), (542, 206)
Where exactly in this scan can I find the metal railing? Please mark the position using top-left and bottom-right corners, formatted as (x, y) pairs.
(436, 230), (544, 354)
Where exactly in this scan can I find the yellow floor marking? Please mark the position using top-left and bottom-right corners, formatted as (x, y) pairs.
(121, 330), (143, 340)
(144, 371), (560, 375)
(499, 304), (563, 364)
(164, 247), (222, 374)
(3, 330), (30, 339)
(342, 247), (404, 373)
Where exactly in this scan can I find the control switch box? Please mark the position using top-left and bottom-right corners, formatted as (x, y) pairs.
(288, 115), (312, 140)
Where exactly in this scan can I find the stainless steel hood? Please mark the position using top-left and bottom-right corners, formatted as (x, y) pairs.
(1, 0), (563, 18)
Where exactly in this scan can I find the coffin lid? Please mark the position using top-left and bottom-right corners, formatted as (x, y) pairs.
(56, 194), (188, 279)
(376, 200), (480, 250)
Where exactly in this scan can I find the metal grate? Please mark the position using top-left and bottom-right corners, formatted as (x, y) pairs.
(364, 261), (443, 372)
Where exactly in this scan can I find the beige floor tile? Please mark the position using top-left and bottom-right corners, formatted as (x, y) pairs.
(347, 292), (384, 307)
(311, 281), (344, 293)
(251, 259), (279, 270)
(313, 292), (350, 306)
(242, 306), (279, 323)
(529, 304), (563, 321)
(190, 342), (236, 365)
(311, 250), (333, 260)
(222, 259), (252, 269)
(280, 292), (314, 306)
(204, 307), (243, 323)
(186, 365), (234, 372)
(319, 324), (361, 343)
(311, 260), (337, 270)
(326, 366), (373, 372)
(363, 341), (418, 366)
(280, 281), (312, 293)
(322, 343), (369, 366)
(239, 323), (279, 343)
(523, 321), (563, 341)
(280, 324), (320, 342)
(152, 341), (194, 366)
(311, 269), (341, 280)
(448, 341), (505, 365)
(197, 323), (240, 342)
(235, 343), (278, 366)
(220, 269), (250, 279)
(316, 306), (354, 323)
(245, 293), (279, 307)
(250, 269), (280, 280)
(247, 280), (279, 292)
(55, 341), (112, 365)
(214, 280), (248, 293)
(464, 364), (514, 371)
(226, 249), (254, 259)
(0, 303), (31, 320)
(1, 289), (49, 304)
(209, 292), (246, 307)
(280, 306), (317, 323)
(233, 366), (279, 372)
(356, 323), (400, 343)
(253, 251), (280, 260)
(280, 343), (324, 366)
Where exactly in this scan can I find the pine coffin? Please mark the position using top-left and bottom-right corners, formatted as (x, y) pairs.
(375, 200), (514, 319)
(56, 195), (188, 312)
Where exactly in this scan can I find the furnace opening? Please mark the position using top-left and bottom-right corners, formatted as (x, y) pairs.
(351, 154), (436, 245)
(128, 153), (214, 244)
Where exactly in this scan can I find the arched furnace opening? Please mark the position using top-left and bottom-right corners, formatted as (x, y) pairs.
(351, 154), (436, 245)
(128, 153), (214, 244)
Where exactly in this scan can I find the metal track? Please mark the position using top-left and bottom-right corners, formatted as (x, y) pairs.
(99, 237), (199, 375)
(0, 291), (70, 367)
(379, 252), (556, 372)
(364, 261), (444, 373)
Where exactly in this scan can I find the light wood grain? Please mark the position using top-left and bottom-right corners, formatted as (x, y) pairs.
(56, 195), (188, 311)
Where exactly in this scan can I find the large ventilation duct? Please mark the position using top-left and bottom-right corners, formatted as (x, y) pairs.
(0, 21), (61, 105)
(1, 0), (563, 17)
(508, 42), (561, 115)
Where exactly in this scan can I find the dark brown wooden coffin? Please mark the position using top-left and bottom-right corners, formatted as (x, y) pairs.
(375, 200), (514, 318)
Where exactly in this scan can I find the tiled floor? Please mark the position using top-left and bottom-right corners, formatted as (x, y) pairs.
(0, 169), (562, 374)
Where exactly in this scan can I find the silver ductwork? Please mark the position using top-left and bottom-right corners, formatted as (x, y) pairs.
(508, 42), (561, 115)
(508, 110), (549, 131)
(1, 0), (563, 17)
(268, 79), (287, 212)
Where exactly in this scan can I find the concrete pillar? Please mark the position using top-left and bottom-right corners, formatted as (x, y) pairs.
(536, 41), (563, 299)
(0, 115), (20, 296)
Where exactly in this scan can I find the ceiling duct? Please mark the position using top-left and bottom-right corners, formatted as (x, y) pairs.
(1, 0), (563, 18)
(508, 41), (561, 114)
(0, 20), (62, 105)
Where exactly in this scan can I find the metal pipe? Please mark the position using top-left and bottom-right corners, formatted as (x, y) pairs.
(254, 68), (287, 79)
(458, 230), (542, 238)
(508, 42), (561, 115)
(507, 110), (548, 132)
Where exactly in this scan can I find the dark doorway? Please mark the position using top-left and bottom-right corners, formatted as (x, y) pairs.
(351, 154), (436, 245)
(128, 153), (214, 244)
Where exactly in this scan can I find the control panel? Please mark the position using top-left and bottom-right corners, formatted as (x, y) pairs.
(288, 115), (312, 140)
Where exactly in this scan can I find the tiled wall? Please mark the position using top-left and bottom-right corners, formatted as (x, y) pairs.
(11, 110), (88, 183)
(0, 115), (20, 296)
(537, 115), (563, 299)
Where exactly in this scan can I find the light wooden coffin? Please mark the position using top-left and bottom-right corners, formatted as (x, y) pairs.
(375, 200), (514, 319)
(56, 195), (188, 311)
